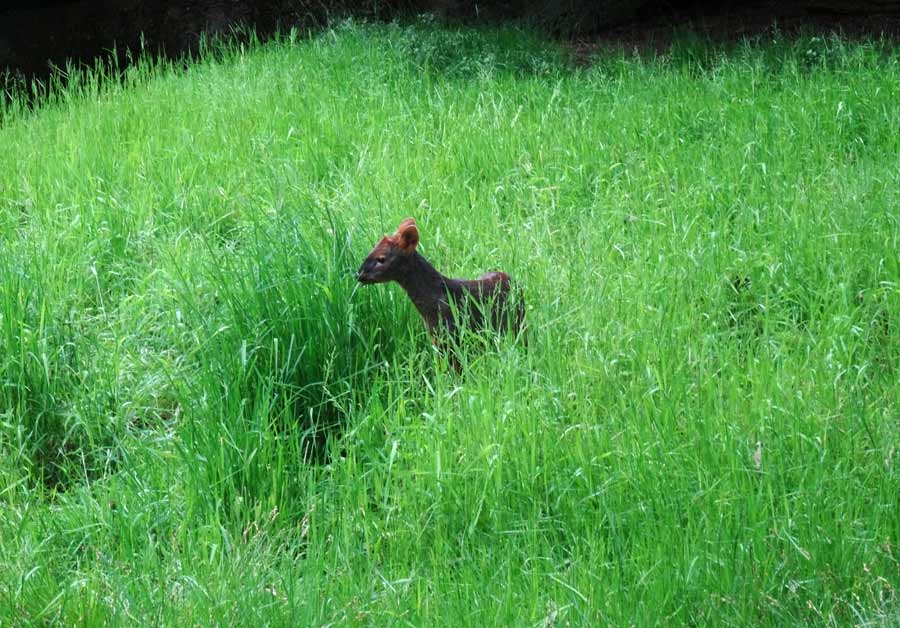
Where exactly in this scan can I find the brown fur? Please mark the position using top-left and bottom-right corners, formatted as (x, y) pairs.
(357, 218), (525, 343)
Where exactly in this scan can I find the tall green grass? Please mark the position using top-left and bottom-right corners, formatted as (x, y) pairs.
(1, 21), (898, 625)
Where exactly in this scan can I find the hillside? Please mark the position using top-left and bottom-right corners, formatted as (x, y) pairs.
(1, 22), (898, 625)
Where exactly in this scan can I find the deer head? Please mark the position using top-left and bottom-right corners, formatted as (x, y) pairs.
(356, 218), (420, 284)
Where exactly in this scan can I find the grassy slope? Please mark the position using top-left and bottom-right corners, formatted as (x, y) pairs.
(1, 22), (899, 626)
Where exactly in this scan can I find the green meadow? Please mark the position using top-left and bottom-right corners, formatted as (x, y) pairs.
(1, 20), (898, 625)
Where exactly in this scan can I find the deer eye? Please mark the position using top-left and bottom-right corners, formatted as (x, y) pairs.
(376, 256), (386, 264)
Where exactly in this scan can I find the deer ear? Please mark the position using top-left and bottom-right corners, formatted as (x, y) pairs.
(395, 218), (419, 252)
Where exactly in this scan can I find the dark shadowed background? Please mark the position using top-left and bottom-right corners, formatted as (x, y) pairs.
(3, 0), (900, 83)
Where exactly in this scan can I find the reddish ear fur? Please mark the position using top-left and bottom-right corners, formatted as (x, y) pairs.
(394, 218), (419, 253)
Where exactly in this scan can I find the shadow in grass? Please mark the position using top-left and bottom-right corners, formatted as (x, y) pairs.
(386, 17), (571, 79)
(719, 267), (831, 351)
(720, 264), (899, 379)
(0, 247), (126, 495)
(170, 210), (409, 521)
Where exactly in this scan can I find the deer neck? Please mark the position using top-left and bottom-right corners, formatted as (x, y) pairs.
(395, 252), (457, 326)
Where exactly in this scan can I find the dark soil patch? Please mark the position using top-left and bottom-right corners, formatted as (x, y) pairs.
(570, 1), (900, 61)
(3, 1), (900, 89)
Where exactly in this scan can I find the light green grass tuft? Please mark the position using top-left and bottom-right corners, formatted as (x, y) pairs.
(1, 20), (898, 626)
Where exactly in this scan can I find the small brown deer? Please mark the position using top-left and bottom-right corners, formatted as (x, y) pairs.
(357, 218), (525, 347)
